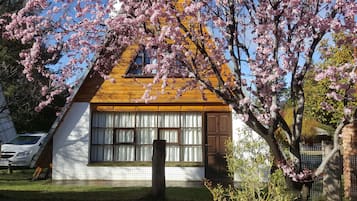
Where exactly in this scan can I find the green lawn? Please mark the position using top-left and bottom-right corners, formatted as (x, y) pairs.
(0, 170), (212, 201)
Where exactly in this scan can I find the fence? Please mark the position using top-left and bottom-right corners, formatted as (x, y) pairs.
(301, 143), (323, 200)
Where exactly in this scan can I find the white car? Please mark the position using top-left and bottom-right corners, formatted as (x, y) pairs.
(0, 133), (47, 168)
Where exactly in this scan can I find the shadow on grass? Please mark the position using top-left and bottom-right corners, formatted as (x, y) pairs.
(0, 186), (212, 201)
(0, 187), (212, 201)
(0, 188), (151, 201)
(0, 169), (34, 181)
(0, 170), (212, 201)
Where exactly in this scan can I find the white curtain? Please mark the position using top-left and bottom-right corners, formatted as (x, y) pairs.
(136, 112), (157, 127)
(158, 112), (180, 128)
(91, 112), (114, 162)
(91, 112), (203, 162)
(181, 112), (202, 162)
(92, 112), (114, 127)
(114, 129), (135, 161)
(182, 128), (202, 144)
(182, 146), (202, 162)
(181, 112), (202, 128)
(136, 113), (157, 161)
(160, 129), (179, 161)
(166, 146), (180, 161)
(114, 145), (134, 161)
(160, 129), (178, 143)
(114, 112), (135, 127)
(136, 145), (152, 161)
(91, 145), (113, 161)
(91, 127), (113, 161)
(115, 129), (134, 143)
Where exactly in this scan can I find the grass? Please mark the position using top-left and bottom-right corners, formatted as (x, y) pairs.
(0, 169), (212, 201)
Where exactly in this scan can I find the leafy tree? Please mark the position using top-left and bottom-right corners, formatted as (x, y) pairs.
(2, 1), (357, 200)
(304, 37), (356, 128)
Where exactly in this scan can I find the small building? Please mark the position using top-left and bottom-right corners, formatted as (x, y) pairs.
(0, 84), (16, 144)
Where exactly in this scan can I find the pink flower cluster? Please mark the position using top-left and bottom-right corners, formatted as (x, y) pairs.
(278, 161), (314, 183)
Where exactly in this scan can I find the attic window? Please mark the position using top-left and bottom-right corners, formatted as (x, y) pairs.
(126, 47), (157, 77)
(125, 46), (190, 78)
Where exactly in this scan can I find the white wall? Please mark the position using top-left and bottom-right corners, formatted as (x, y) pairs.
(52, 102), (204, 181)
(231, 112), (270, 182)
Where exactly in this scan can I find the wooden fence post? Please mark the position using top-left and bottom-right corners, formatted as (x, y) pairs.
(152, 140), (166, 201)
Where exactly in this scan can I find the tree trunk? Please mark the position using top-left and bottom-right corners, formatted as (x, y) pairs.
(265, 136), (313, 200)
(152, 140), (166, 201)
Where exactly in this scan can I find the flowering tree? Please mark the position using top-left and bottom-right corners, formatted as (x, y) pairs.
(2, 0), (357, 199)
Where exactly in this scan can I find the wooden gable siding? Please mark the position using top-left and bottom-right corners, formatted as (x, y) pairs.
(89, 45), (228, 106)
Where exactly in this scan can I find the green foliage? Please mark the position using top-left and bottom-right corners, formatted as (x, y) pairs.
(205, 129), (295, 201)
(304, 70), (351, 128)
(304, 34), (356, 128)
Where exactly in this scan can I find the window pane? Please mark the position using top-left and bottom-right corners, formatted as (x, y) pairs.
(135, 52), (143, 65)
(158, 112), (180, 128)
(137, 128), (156, 144)
(181, 112), (202, 128)
(166, 146), (180, 162)
(115, 129), (134, 143)
(103, 146), (113, 161)
(182, 146), (202, 162)
(159, 129), (178, 143)
(114, 112), (135, 127)
(92, 128), (113, 144)
(136, 145), (152, 161)
(91, 145), (113, 161)
(144, 53), (150, 64)
(92, 112), (114, 127)
(182, 128), (201, 145)
(90, 145), (100, 161)
(114, 145), (135, 161)
(136, 113), (157, 127)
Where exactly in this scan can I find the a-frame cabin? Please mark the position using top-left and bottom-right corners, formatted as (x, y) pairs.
(45, 43), (233, 183)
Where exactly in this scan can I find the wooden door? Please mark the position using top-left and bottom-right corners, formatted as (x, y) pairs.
(205, 112), (232, 183)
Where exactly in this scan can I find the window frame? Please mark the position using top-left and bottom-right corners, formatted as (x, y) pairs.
(124, 46), (190, 78)
(124, 46), (157, 78)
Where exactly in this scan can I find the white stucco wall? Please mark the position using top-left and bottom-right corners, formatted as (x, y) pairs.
(231, 112), (270, 182)
(52, 102), (204, 181)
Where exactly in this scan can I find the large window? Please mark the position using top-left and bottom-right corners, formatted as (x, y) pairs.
(90, 112), (203, 163)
